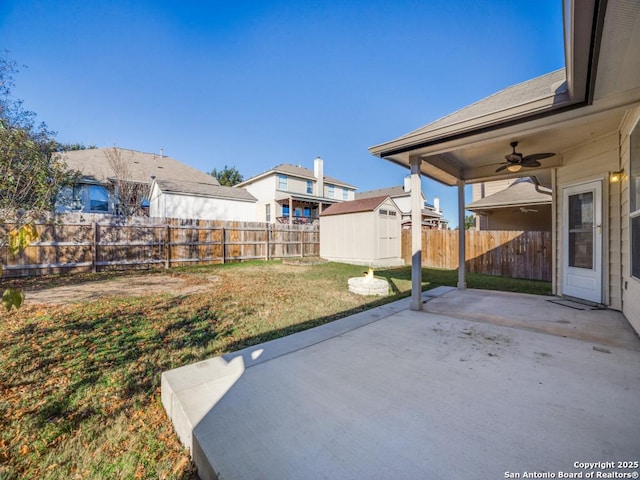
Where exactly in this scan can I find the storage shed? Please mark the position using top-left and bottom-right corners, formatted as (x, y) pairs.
(320, 195), (403, 266)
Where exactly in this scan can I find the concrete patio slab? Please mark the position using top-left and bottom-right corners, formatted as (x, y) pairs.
(423, 289), (640, 351)
(162, 290), (640, 480)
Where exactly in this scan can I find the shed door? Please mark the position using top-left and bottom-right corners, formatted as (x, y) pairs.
(562, 181), (602, 303)
(378, 209), (398, 259)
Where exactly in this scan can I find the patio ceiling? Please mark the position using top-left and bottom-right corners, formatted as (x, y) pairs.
(369, 0), (640, 187)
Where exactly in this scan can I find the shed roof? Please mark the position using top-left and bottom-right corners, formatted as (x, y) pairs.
(320, 196), (393, 216)
(466, 178), (551, 211)
(154, 178), (256, 202)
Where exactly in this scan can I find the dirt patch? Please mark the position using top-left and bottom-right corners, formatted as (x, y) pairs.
(24, 274), (220, 305)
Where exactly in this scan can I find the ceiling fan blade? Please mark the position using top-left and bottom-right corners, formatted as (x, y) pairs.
(522, 160), (542, 168)
(523, 152), (555, 162)
(495, 164), (509, 172)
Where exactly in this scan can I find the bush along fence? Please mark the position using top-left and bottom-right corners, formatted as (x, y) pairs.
(1, 215), (319, 278)
(401, 229), (552, 281)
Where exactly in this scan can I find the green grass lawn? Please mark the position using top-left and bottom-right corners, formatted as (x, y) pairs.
(0, 261), (550, 479)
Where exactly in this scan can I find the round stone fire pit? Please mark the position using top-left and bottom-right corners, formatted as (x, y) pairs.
(348, 268), (389, 296)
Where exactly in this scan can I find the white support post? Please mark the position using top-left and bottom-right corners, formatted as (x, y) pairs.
(457, 179), (467, 289)
(410, 156), (423, 311)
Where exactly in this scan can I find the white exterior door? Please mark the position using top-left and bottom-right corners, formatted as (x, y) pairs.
(562, 180), (603, 303)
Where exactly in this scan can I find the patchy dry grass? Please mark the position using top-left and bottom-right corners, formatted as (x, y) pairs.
(0, 261), (550, 479)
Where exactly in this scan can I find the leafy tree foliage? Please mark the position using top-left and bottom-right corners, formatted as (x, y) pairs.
(210, 165), (244, 186)
(0, 51), (77, 309)
(464, 214), (475, 230)
(105, 146), (149, 216)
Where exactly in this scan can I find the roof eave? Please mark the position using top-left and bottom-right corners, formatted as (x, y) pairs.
(369, 0), (605, 173)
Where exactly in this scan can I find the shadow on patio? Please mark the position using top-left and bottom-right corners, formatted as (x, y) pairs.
(162, 288), (640, 480)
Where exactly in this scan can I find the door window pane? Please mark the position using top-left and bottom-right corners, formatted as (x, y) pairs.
(631, 125), (640, 212)
(568, 192), (593, 269)
(632, 123), (640, 279)
(632, 215), (640, 278)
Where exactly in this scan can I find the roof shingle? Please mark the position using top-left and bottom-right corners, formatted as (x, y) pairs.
(320, 196), (392, 216)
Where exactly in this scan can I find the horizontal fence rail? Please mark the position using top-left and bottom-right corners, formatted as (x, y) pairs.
(1, 216), (319, 278)
(401, 229), (551, 281)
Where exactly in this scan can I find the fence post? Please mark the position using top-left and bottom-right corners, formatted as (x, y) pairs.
(221, 227), (226, 264)
(92, 222), (98, 273)
(300, 227), (304, 258)
(265, 224), (270, 261)
(165, 224), (171, 269)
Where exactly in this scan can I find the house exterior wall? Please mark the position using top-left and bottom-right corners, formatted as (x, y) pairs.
(149, 183), (164, 217)
(241, 176), (277, 222)
(479, 205), (552, 231)
(280, 175), (310, 195)
(240, 171), (356, 222)
(554, 132), (620, 309)
(620, 106), (640, 333)
(472, 179), (516, 202)
(322, 183), (355, 201)
(151, 193), (255, 222)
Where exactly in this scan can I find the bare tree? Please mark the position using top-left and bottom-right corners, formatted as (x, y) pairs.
(104, 147), (149, 217)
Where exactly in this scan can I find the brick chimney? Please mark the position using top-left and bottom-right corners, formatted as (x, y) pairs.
(314, 157), (324, 196)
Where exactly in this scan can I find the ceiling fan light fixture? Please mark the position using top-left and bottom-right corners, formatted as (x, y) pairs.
(507, 164), (522, 173)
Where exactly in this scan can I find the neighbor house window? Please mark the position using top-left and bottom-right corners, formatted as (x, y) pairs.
(277, 174), (288, 190)
(631, 122), (640, 279)
(88, 185), (110, 212)
(303, 207), (311, 217)
(265, 204), (271, 222)
(282, 205), (290, 217)
(342, 188), (349, 200)
(306, 180), (313, 194)
(327, 184), (335, 197)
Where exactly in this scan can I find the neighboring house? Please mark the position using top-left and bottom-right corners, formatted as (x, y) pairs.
(55, 147), (256, 221)
(235, 157), (357, 224)
(467, 178), (552, 231)
(149, 178), (256, 222)
(369, 0), (640, 333)
(319, 196), (402, 266)
(356, 176), (447, 229)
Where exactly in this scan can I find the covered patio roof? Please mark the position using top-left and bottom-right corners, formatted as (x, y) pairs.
(368, 0), (640, 311)
(368, 0), (640, 186)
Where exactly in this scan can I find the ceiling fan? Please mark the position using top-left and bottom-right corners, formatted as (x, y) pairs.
(495, 142), (555, 173)
(519, 207), (538, 214)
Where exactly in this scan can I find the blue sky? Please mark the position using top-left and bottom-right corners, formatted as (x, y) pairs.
(0, 0), (564, 227)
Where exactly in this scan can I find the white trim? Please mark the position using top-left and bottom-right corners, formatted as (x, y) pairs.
(562, 179), (603, 303)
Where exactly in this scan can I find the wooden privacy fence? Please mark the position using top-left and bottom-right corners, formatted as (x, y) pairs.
(1, 218), (319, 278)
(401, 229), (552, 281)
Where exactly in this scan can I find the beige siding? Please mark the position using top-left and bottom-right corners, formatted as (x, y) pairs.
(554, 132), (619, 307)
(319, 198), (401, 264)
(284, 176), (311, 195)
(480, 205), (552, 231)
(320, 211), (376, 262)
(472, 179), (517, 202)
(620, 106), (640, 332)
